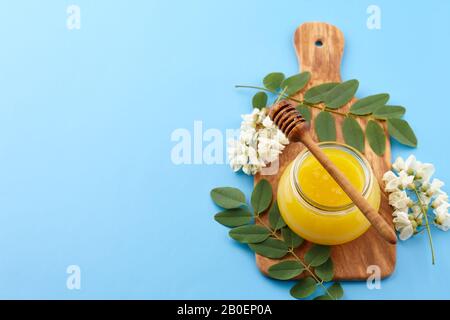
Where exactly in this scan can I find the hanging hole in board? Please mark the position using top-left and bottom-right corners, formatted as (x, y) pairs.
(315, 39), (323, 47)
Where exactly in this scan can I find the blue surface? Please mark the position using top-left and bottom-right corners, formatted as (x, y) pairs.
(0, 0), (449, 299)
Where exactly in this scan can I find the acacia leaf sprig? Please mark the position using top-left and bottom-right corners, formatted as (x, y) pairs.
(211, 179), (344, 300)
(236, 71), (418, 156)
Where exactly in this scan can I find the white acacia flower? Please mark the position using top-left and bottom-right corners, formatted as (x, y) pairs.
(383, 170), (397, 183)
(382, 171), (398, 191)
(228, 140), (248, 172)
(239, 127), (256, 144)
(418, 192), (432, 206)
(383, 171), (401, 192)
(385, 155), (449, 245)
(262, 115), (274, 128)
(275, 130), (289, 144)
(398, 171), (415, 189)
(415, 163), (435, 182)
(243, 146), (265, 175)
(393, 211), (414, 240)
(389, 190), (411, 211)
(410, 205), (423, 219)
(432, 192), (448, 209)
(247, 146), (259, 165)
(404, 155), (420, 175)
(383, 163), (416, 192)
(228, 108), (288, 175)
(241, 110), (258, 127)
(384, 168), (414, 191)
(434, 203), (450, 231)
(425, 178), (444, 197)
(392, 157), (406, 172)
(258, 138), (285, 162)
(392, 155), (435, 182)
(392, 209), (403, 217)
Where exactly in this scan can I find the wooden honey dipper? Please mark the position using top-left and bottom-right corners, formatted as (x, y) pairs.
(269, 100), (397, 244)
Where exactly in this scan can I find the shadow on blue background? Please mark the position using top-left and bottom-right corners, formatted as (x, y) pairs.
(0, 0), (448, 299)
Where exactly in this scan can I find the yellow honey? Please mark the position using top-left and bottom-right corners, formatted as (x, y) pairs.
(277, 143), (380, 245)
(297, 148), (365, 207)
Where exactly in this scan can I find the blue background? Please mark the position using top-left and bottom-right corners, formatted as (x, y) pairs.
(0, 0), (449, 299)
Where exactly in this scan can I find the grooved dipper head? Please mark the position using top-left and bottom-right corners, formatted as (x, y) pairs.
(269, 100), (310, 142)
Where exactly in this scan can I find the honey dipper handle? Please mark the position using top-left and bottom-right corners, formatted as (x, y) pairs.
(300, 134), (397, 244)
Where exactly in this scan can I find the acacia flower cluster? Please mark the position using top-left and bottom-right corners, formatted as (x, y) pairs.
(383, 155), (449, 244)
(227, 108), (289, 175)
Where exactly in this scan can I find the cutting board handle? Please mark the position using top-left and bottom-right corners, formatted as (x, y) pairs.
(294, 22), (344, 83)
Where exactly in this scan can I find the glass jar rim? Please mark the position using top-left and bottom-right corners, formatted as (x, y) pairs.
(290, 142), (373, 215)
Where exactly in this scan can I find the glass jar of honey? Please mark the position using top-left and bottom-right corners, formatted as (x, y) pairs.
(277, 142), (380, 245)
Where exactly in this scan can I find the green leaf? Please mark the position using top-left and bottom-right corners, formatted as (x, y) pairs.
(324, 79), (359, 109)
(314, 111), (336, 142)
(314, 258), (334, 282)
(228, 225), (270, 244)
(214, 208), (253, 227)
(366, 120), (386, 156)
(295, 104), (311, 122)
(304, 83), (339, 104)
(252, 92), (268, 110)
(268, 201), (286, 230)
(349, 93), (389, 115)
(342, 117), (364, 153)
(248, 238), (289, 259)
(268, 260), (304, 280)
(263, 72), (285, 91)
(304, 245), (331, 267)
(327, 283), (344, 300)
(280, 72), (311, 96)
(251, 179), (272, 215)
(281, 227), (304, 249)
(211, 187), (246, 209)
(387, 118), (418, 147)
(290, 277), (317, 299)
(373, 105), (406, 119)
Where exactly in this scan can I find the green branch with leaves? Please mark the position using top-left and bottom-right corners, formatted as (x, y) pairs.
(211, 179), (343, 300)
(236, 71), (417, 156)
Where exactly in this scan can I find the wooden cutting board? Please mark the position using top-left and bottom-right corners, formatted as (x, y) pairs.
(255, 22), (396, 281)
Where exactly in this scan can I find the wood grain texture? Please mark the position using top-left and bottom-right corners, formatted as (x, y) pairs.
(254, 22), (396, 280)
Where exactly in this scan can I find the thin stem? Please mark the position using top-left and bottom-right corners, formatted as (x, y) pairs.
(414, 189), (436, 265)
(275, 86), (287, 104)
(254, 215), (336, 299)
(235, 84), (354, 118)
(235, 85), (278, 94)
(288, 249), (335, 299)
(255, 215), (278, 237)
